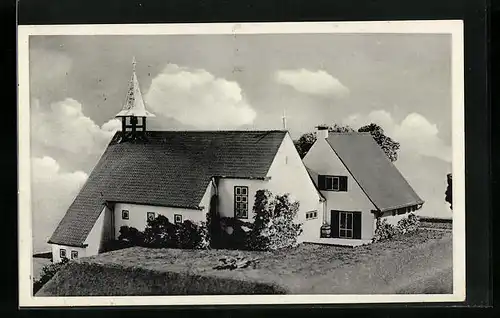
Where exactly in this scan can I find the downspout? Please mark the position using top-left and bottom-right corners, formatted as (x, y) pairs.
(209, 176), (220, 248)
(322, 199), (327, 225)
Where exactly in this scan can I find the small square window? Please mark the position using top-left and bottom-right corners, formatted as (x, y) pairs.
(60, 249), (66, 259)
(174, 214), (182, 224)
(71, 251), (78, 259)
(147, 212), (155, 221)
(306, 210), (318, 220)
(122, 210), (129, 220)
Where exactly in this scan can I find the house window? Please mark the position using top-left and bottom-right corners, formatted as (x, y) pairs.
(174, 214), (182, 224)
(234, 186), (249, 219)
(147, 212), (155, 222)
(306, 210), (318, 220)
(339, 212), (354, 238)
(59, 248), (66, 259)
(71, 251), (78, 259)
(319, 175), (348, 191)
(326, 176), (340, 191)
(122, 210), (129, 220)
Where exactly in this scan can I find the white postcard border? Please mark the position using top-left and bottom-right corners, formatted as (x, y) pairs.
(18, 20), (465, 307)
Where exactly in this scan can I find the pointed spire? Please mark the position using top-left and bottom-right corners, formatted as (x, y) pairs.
(115, 57), (155, 118)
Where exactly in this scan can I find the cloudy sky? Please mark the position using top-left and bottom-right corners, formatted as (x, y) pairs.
(29, 33), (453, 252)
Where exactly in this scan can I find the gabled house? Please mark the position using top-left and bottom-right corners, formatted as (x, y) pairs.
(48, 60), (324, 262)
(303, 125), (424, 245)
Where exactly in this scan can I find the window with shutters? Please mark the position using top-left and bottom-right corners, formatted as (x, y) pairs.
(318, 175), (348, 191)
(71, 250), (78, 259)
(60, 248), (66, 259)
(234, 186), (249, 219)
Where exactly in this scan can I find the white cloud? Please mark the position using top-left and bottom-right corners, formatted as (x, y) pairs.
(275, 69), (349, 98)
(31, 156), (88, 253)
(31, 98), (120, 165)
(394, 113), (452, 162)
(145, 64), (256, 129)
(343, 110), (451, 162)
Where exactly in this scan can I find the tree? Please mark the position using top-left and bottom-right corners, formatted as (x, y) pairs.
(293, 123), (400, 162)
(445, 173), (452, 210)
(358, 123), (400, 162)
(293, 132), (317, 159)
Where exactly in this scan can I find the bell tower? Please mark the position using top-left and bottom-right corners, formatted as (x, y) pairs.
(115, 56), (155, 141)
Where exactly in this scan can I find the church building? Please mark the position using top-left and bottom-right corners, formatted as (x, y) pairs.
(48, 58), (423, 262)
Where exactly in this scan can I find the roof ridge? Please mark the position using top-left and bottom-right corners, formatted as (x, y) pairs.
(328, 131), (372, 135)
(143, 130), (288, 132)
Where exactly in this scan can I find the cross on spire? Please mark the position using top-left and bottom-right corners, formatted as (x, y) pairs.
(281, 109), (287, 130)
(132, 56), (137, 72)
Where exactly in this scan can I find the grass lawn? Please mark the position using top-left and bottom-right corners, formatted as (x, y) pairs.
(38, 229), (452, 296)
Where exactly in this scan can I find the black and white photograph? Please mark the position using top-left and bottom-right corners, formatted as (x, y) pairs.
(18, 21), (465, 306)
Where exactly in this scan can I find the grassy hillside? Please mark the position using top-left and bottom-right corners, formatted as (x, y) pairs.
(37, 229), (452, 296)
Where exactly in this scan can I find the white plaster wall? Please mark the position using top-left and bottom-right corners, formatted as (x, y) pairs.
(217, 178), (267, 221)
(266, 134), (324, 242)
(303, 136), (376, 240)
(199, 181), (216, 220)
(51, 244), (86, 263)
(114, 202), (206, 238)
(78, 206), (112, 258)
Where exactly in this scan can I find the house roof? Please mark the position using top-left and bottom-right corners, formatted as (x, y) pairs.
(326, 133), (424, 212)
(48, 130), (287, 247)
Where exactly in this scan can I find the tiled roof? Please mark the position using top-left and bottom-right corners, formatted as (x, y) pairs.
(48, 130), (287, 247)
(326, 133), (424, 212)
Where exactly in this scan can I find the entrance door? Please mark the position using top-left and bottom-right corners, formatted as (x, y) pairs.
(331, 210), (362, 239)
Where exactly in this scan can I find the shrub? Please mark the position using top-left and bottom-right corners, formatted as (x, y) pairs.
(396, 213), (420, 234)
(118, 226), (145, 246)
(118, 215), (209, 250)
(247, 190), (303, 251)
(197, 219), (210, 249)
(143, 215), (178, 248)
(373, 213), (421, 242)
(373, 218), (398, 242)
(33, 257), (69, 295)
(177, 220), (208, 249)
